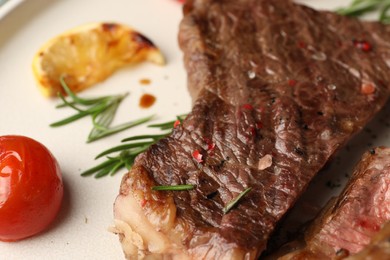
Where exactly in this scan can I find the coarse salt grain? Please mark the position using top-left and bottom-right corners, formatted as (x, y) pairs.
(258, 154), (273, 170)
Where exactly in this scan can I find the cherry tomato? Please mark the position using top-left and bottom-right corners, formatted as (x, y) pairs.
(0, 135), (63, 242)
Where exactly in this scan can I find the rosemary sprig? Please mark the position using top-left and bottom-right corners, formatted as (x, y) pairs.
(223, 187), (252, 214)
(81, 114), (187, 178)
(337, 0), (390, 23)
(81, 149), (143, 178)
(88, 114), (154, 143)
(151, 184), (195, 191)
(51, 77), (154, 142)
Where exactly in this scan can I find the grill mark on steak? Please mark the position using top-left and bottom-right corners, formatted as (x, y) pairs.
(274, 147), (390, 259)
(113, 0), (390, 258)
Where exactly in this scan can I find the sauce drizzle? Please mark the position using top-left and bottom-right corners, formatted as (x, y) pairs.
(139, 78), (151, 85)
(139, 93), (156, 108)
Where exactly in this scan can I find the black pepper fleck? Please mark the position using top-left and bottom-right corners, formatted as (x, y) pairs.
(206, 191), (218, 199)
(336, 248), (349, 257)
(294, 147), (305, 156)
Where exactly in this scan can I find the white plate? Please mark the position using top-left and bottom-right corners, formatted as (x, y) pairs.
(0, 0), (388, 259)
(0, 0), (24, 20)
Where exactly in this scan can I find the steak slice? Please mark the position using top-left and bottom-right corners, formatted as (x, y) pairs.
(274, 147), (390, 259)
(113, 0), (390, 258)
(346, 221), (390, 259)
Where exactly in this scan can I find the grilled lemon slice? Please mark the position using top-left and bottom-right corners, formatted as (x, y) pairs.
(32, 22), (165, 97)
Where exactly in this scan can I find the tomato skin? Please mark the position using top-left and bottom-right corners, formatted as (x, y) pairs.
(0, 135), (63, 242)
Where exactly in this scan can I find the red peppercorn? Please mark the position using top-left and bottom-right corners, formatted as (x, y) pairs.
(173, 120), (181, 128)
(247, 126), (256, 137)
(140, 199), (147, 207)
(353, 39), (372, 52)
(361, 83), (376, 95)
(288, 79), (297, 87)
(192, 150), (203, 163)
(297, 41), (306, 49)
(242, 104), (254, 110)
(203, 138), (215, 151)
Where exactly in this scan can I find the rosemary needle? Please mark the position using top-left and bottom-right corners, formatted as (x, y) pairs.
(87, 114), (154, 143)
(380, 3), (390, 23)
(81, 114), (187, 178)
(337, 0), (390, 23)
(151, 184), (195, 191)
(50, 76), (154, 142)
(223, 187), (252, 214)
(94, 141), (156, 159)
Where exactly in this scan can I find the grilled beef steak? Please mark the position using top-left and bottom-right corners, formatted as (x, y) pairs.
(275, 147), (390, 259)
(346, 221), (390, 260)
(113, 0), (390, 258)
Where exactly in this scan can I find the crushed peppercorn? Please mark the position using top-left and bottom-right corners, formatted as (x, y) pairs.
(297, 41), (306, 49)
(192, 150), (203, 163)
(140, 199), (148, 207)
(174, 120), (181, 128)
(203, 137), (215, 151)
(242, 104), (254, 110)
(247, 126), (256, 137)
(361, 83), (376, 95)
(353, 39), (372, 52)
(288, 79), (297, 87)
